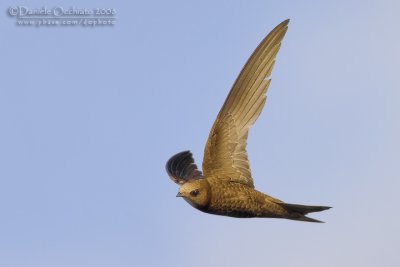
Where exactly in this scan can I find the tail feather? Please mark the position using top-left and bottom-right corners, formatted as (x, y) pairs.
(279, 203), (332, 223)
(282, 203), (332, 214)
(293, 215), (324, 223)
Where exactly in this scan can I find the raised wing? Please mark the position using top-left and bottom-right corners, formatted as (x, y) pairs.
(202, 20), (289, 188)
(166, 151), (203, 185)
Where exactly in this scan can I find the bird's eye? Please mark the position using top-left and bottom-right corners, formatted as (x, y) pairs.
(190, 189), (200, 197)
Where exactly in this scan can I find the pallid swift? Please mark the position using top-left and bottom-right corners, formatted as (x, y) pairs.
(166, 20), (331, 222)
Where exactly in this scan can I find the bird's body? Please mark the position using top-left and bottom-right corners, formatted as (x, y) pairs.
(176, 175), (328, 222)
(166, 19), (331, 222)
(196, 179), (285, 219)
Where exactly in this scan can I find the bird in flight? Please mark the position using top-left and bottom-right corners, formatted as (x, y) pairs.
(166, 19), (331, 222)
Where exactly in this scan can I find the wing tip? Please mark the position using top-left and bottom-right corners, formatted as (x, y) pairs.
(275, 19), (290, 36)
(280, 19), (290, 27)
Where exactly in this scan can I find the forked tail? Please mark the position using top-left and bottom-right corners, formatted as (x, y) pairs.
(279, 203), (332, 223)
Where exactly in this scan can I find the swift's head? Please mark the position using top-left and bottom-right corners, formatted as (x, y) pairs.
(177, 179), (211, 210)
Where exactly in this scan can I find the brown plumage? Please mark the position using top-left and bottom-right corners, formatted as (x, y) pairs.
(166, 20), (331, 223)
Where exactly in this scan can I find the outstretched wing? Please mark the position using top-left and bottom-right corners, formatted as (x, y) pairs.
(202, 20), (289, 188)
(166, 151), (203, 185)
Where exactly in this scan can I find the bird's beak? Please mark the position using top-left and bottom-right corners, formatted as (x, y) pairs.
(176, 192), (183, 197)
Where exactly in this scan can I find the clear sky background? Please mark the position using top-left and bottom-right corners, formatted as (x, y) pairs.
(1, 0), (399, 266)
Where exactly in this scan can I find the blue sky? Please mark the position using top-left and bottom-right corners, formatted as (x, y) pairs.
(1, 1), (399, 266)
